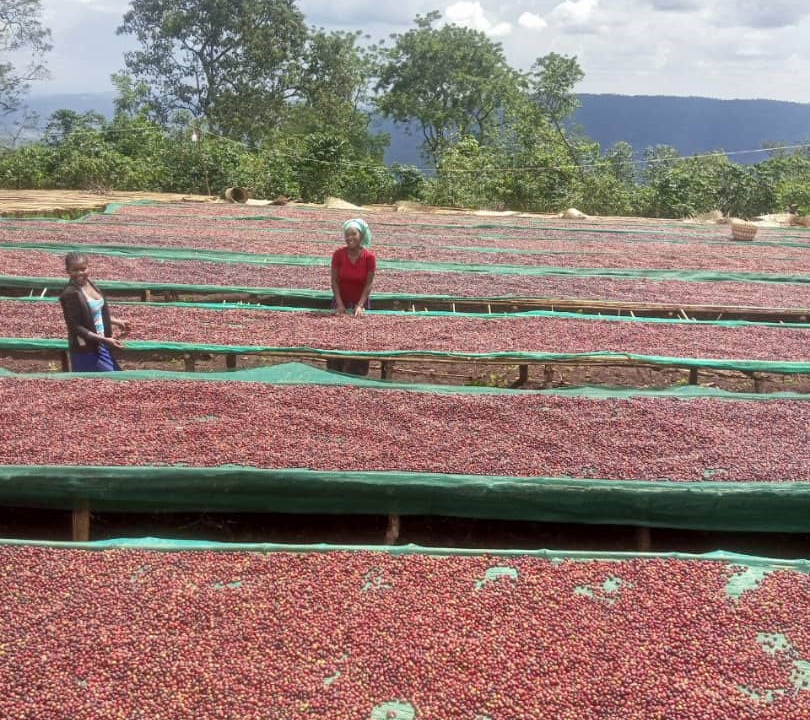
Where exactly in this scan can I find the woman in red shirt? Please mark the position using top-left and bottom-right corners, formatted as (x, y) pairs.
(331, 218), (376, 316)
(328, 218), (376, 375)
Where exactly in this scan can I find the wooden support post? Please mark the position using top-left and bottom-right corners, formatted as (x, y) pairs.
(509, 364), (530, 388)
(543, 364), (554, 389)
(226, 353), (237, 370)
(753, 374), (765, 394)
(60, 350), (71, 372)
(380, 361), (394, 381)
(384, 514), (401, 545)
(142, 289), (153, 302)
(636, 526), (652, 552)
(519, 364), (529, 385)
(688, 368), (699, 385)
(72, 502), (90, 542)
(184, 354), (196, 372)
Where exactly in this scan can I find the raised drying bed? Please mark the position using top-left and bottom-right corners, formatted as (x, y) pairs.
(1, 248), (810, 313)
(1, 299), (809, 384)
(0, 540), (808, 720)
(2, 367), (810, 531)
(4, 213), (810, 274)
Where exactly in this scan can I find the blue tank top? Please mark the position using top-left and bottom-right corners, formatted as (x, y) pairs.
(85, 295), (105, 334)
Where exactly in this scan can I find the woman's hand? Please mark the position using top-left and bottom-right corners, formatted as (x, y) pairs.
(353, 305), (365, 317)
(113, 318), (131, 332)
(333, 303), (346, 315)
(104, 337), (124, 350)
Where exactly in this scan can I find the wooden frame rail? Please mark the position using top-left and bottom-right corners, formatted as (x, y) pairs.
(0, 346), (789, 394)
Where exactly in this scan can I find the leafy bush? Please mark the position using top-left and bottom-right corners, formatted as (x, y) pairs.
(776, 179), (810, 216)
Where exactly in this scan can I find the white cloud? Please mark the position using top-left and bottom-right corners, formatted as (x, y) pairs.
(66, 0), (129, 12)
(648, 0), (701, 10)
(706, 0), (810, 29)
(518, 12), (548, 31)
(297, 0), (433, 27)
(23, 0), (810, 103)
(489, 22), (513, 37)
(445, 2), (513, 36)
(652, 40), (672, 70)
(551, 0), (601, 33)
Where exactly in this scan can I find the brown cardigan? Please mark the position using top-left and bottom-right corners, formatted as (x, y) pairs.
(59, 280), (112, 353)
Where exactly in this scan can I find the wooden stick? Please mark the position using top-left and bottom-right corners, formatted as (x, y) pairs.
(72, 502), (91, 542)
(509, 364), (530, 388)
(636, 526), (652, 552)
(380, 361), (394, 380)
(384, 514), (401, 545)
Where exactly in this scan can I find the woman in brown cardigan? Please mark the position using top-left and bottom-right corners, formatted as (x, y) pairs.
(59, 252), (130, 372)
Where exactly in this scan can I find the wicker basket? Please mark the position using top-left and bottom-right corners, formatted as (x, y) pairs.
(224, 186), (249, 203)
(730, 221), (758, 241)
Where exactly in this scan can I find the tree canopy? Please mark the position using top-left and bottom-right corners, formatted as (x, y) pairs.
(377, 11), (522, 163)
(0, 0), (51, 115)
(118, 0), (308, 140)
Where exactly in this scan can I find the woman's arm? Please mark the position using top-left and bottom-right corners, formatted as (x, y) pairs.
(110, 316), (131, 332)
(330, 263), (346, 314)
(354, 271), (375, 316)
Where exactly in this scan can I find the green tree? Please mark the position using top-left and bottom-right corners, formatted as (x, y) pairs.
(118, 0), (308, 141)
(426, 136), (504, 209)
(603, 141), (636, 186)
(289, 29), (386, 158)
(642, 144), (680, 185)
(491, 91), (582, 212)
(0, 141), (51, 187)
(44, 110), (105, 144)
(110, 71), (156, 120)
(777, 179), (810, 216)
(528, 53), (585, 181)
(377, 11), (522, 164)
(389, 163), (425, 201)
(0, 0), (51, 114)
(761, 146), (810, 214)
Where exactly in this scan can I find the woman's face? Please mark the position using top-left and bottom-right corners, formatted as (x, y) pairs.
(67, 259), (89, 285)
(344, 227), (362, 250)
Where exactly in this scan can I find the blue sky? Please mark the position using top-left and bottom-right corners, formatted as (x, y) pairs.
(27, 0), (810, 102)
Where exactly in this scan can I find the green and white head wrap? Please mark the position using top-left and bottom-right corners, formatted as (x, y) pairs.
(343, 218), (372, 248)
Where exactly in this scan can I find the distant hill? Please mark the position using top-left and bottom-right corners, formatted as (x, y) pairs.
(4, 92), (809, 168)
(571, 94), (810, 163)
(21, 91), (117, 120)
(377, 95), (810, 167)
(0, 92), (116, 141)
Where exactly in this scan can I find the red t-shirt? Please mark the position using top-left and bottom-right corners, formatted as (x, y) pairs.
(331, 247), (376, 305)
